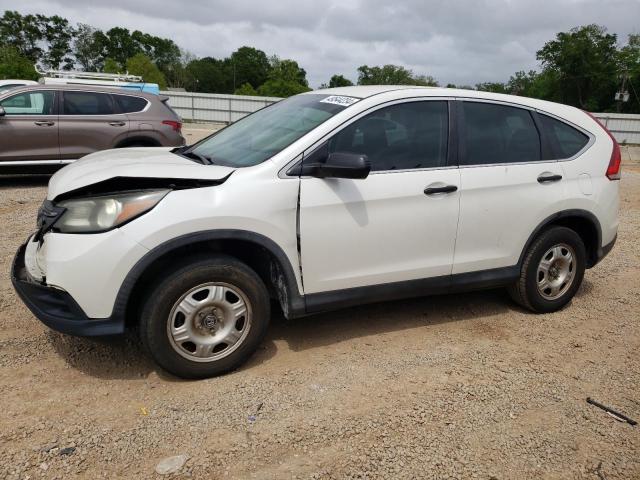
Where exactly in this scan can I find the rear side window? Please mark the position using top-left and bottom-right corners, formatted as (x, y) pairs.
(461, 102), (541, 165)
(62, 92), (115, 115)
(329, 101), (449, 171)
(114, 95), (148, 113)
(539, 114), (589, 159)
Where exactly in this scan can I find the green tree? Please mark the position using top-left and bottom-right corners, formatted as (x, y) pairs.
(103, 27), (141, 67)
(257, 56), (310, 97)
(40, 15), (75, 69)
(413, 75), (439, 86)
(536, 24), (618, 110)
(103, 57), (120, 74)
(126, 53), (167, 89)
(0, 11), (43, 63)
(0, 46), (38, 79)
(228, 46), (271, 91)
(617, 34), (640, 113)
(234, 82), (258, 95)
(476, 82), (508, 93)
(328, 74), (353, 88)
(73, 23), (107, 71)
(185, 57), (227, 93)
(357, 64), (438, 86)
(162, 49), (196, 89)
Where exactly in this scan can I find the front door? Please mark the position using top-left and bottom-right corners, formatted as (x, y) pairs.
(299, 100), (460, 295)
(0, 90), (59, 162)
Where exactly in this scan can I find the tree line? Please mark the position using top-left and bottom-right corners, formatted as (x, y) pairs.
(0, 11), (638, 112)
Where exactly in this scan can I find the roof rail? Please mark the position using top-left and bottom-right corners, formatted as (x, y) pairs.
(35, 67), (143, 83)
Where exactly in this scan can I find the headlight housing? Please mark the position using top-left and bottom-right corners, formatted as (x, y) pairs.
(55, 190), (169, 233)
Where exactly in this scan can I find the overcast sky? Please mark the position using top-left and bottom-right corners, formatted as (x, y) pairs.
(4, 0), (640, 88)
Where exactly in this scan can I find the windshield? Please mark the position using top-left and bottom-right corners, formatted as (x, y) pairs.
(186, 94), (358, 167)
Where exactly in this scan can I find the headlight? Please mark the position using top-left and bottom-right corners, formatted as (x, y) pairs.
(55, 190), (169, 233)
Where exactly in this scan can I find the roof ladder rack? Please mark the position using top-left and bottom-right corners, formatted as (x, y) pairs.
(36, 67), (143, 83)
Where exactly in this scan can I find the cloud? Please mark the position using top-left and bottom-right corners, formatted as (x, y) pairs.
(2, 0), (639, 88)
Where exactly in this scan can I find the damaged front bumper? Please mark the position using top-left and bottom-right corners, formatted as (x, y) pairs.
(11, 240), (125, 336)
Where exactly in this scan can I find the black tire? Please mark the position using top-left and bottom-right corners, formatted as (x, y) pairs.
(139, 255), (270, 379)
(508, 226), (586, 313)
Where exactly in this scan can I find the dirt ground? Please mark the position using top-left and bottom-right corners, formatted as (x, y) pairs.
(0, 158), (639, 479)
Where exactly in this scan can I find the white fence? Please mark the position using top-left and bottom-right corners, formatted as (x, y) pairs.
(591, 113), (640, 145)
(162, 91), (640, 144)
(161, 91), (281, 124)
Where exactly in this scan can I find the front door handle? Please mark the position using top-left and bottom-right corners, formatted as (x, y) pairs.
(34, 120), (55, 127)
(109, 121), (126, 127)
(424, 185), (458, 195)
(537, 174), (563, 184)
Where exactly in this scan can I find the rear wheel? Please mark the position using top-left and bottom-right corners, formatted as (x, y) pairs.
(508, 226), (586, 313)
(139, 255), (270, 378)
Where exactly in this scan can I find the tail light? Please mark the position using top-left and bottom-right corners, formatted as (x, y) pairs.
(162, 120), (182, 133)
(584, 111), (621, 181)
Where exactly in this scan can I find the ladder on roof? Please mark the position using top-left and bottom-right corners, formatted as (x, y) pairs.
(36, 67), (143, 83)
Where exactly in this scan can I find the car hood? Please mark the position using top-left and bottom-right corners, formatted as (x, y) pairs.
(47, 148), (235, 200)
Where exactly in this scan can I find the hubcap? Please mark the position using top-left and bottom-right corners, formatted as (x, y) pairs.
(167, 282), (252, 362)
(536, 243), (576, 301)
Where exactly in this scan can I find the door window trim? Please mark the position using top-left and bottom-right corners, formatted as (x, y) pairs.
(0, 89), (58, 117)
(455, 98), (594, 168)
(533, 109), (595, 162)
(281, 96), (456, 178)
(60, 90), (122, 117)
(112, 93), (151, 114)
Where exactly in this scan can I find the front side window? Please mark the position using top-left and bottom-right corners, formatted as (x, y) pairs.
(62, 91), (115, 115)
(539, 114), (589, 159)
(188, 94), (357, 167)
(0, 91), (55, 115)
(461, 102), (541, 165)
(328, 101), (449, 171)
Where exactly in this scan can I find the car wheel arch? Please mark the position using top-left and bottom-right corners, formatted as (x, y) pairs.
(112, 230), (305, 329)
(518, 210), (602, 269)
(115, 136), (161, 148)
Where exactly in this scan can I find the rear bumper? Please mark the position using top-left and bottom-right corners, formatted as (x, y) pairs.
(11, 241), (125, 336)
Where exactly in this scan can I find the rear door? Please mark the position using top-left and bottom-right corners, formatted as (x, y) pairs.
(0, 90), (59, 162)
(58, 90), (130, 160)
(453, 100), (566, 274)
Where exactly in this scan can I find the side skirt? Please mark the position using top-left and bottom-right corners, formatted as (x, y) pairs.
(303, 266), (519, 315)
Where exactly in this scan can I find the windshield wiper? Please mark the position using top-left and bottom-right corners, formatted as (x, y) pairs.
(177, 149), (216, 165)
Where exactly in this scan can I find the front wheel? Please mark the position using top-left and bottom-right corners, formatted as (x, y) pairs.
(139, 255), (270, 379)
(508, 226), (586, 313)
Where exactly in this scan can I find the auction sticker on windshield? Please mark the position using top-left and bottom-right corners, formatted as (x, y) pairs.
(320, 95), (359, 107)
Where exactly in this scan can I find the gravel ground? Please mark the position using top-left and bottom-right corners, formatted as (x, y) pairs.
(0, 161), (638, 479)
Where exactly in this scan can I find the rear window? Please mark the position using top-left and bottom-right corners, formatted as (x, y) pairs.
(115, 95), (148, 113)
(62, 91), (115, 115)
(539, 114), (589, 159)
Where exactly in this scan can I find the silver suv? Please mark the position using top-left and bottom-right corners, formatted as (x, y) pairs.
(0, 84), (185, 169)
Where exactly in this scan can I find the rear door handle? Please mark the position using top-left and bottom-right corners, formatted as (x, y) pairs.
(537, 174), (563, 184)
(34, 121), (54, 127)
(424, 185), (458, 195)
(109, 121), (126, 127)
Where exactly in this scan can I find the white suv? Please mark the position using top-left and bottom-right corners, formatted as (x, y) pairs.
(12, 86), (620, 378)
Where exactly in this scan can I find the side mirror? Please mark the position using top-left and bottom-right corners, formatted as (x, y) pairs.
(302, 152), (371, 179)
(0, 106), (5, 117)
